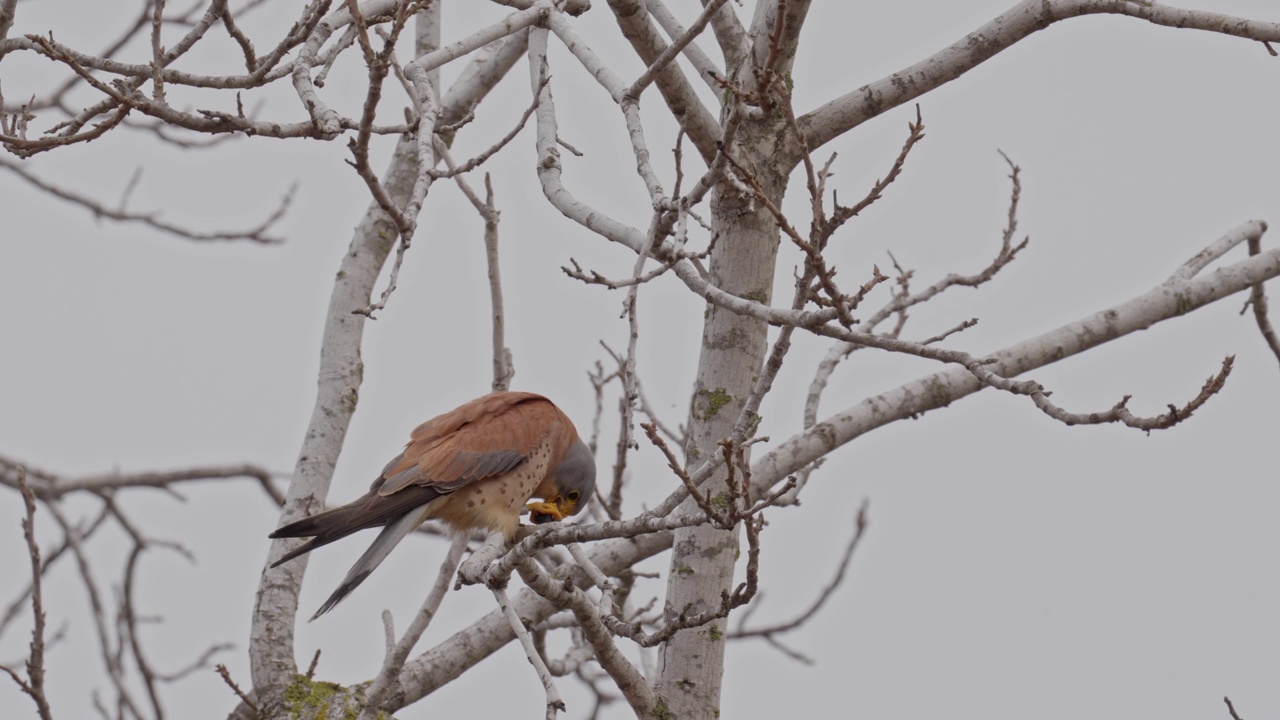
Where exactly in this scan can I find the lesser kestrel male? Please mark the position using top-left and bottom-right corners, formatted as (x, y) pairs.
(268, 391), (596, 618)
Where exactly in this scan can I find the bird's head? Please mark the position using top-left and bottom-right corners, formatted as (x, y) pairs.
(528, 439), (596, 524)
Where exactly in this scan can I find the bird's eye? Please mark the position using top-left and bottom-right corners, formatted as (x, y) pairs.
(567, 490), (580, 501)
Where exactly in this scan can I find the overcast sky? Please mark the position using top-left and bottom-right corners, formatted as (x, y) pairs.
(2, 2), (1278, 719)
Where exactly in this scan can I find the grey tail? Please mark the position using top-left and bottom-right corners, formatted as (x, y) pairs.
(309, 505), (433, 621)
(269, 504), (370, 568)
(268, 484), (444, 568)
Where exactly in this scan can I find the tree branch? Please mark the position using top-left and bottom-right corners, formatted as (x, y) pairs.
(602, 0), (721, 163)
(749, 221), (1279, 494)
(0, 457), (283, 504)
(800, 0), (1280, 154)
(644, 0), (724, 93)
(359, 536), (467, 720)
(516, 560), (660, 719)
(730, 501), (868, 654)
(0, 470), (54, 720)
(1243, 233), (1280, 366)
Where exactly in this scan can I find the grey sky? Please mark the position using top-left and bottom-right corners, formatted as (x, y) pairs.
(2, 2), (1277, 718)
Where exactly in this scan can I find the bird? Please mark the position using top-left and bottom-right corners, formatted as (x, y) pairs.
(268, 391), (596, 619)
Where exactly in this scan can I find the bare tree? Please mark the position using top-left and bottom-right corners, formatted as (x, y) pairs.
(2, 2), (1278, 720)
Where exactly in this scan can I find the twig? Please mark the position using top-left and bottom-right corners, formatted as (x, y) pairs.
(360, 535), (467, 720)
(493, 585), (565, 719)
(920, 318), (978, 345)
(603, 214), (667, 520)
(118, 518), (170, 717)
(459, 508), (714, 591)
(1027, 355), (1236, 431)
(152, 642), (232, 682)
(0, 503), (110, 642)
(627, 0), (731, 98)
(427, 74), (548, 180)
(150, 0), (168, 104)
(439, 145), (514, 391)
(1242, 231), (1280, 366)
(0, 457), (283, 504)
(516, 559), (658, 717)
(639, 422), (701, 512)
(305, 649), (321, 680)
(828, 105), (926, 230)
(644, 0), (725, 93)
(481, 174), (514, 391)
(40, 498), (147, 719)
(562, 257), (674, 289)
(216, 664), (258, 715)
(842, 151), (1028, 349)
(731, 501), (870, 661)
(633, 373), (683, 449)
(0, 157), (292, 243)
(350, 3), (442, 318)
(585, 359), (616, 459)
(0, 469), (54, 720)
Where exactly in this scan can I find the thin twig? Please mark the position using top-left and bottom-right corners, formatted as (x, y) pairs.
(0, 469), (54, 720)
(0, 157), (292, 243)
(440, 146), (514, 391)
(494, 585), (565, 719)
(516, 559), (658, 716)
(216, 664), (258, 715)
(1242, 231), (1280, 366)
(360, 535), (467, 720)
(305, 649), (321, 680)
(0, 503), (109, 642)
(731, 501), (870, 662)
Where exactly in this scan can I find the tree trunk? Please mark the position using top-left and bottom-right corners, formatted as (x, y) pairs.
(655, 125), (789, 718)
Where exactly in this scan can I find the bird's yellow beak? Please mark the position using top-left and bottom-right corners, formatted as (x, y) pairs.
(526, 499), (562, 524)
(527, 495), (577, 524)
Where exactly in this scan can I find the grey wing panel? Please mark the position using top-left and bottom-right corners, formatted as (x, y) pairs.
(380, 449), (526, 495)
(442, 449), (526, 485)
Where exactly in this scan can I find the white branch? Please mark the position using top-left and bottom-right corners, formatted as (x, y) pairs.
(413, 1), (549, 76)
(801, 0), (1280, 153)
(644, 0), (724, 93)
(527, 27), (647, 253)
(494, 585), (565, 719)
(750, 221), (1279, 491)
(359, 536), (467, 720)
(546, 11), (668, 205)
(628, 0), (730, 98)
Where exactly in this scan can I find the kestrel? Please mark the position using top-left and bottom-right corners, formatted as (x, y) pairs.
(269, 391), (596, 618)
